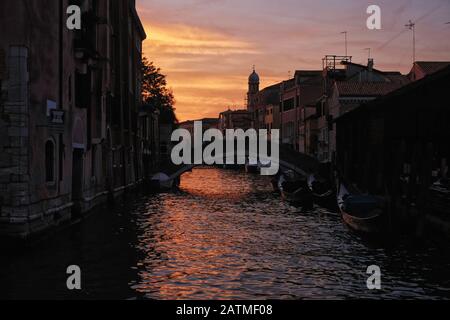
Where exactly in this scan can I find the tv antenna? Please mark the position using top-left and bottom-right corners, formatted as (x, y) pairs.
(364, 48), (372, 60)
(405, 20), (416, 63)
(341, 31), (348, 56)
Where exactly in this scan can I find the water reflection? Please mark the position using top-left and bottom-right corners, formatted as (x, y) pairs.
(1, 167), (450, 300)
(131, 168), (450, 300)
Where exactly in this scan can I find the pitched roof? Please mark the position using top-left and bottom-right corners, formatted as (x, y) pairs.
(260, 82), (281, 93)
(384, 73), (411, 85)
(415, 61), (450, 76)
(282, 78), (296, 90)
(336, 65), (450, 122)
(256, 82), (281, 105)
(342, 61), (383, 74)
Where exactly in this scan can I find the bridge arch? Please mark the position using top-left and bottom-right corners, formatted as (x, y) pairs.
(166, 151), (313, 181)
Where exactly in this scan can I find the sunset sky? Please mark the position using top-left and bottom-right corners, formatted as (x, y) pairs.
(136, 0), (450, 122)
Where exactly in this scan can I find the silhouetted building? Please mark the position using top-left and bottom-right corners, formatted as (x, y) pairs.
(246, 68), (281, 133)
(179, 118), (219, 136)
(0, 0), (147, 238)
(139, 106), (160, 181)
(318, 56), (409, 163)
(247, 67), (260, 113)
(219, 109), (252, 134)
(408, 61), (450, 81)
(280, 70), (323, 151)
(336, 65), (450, 234)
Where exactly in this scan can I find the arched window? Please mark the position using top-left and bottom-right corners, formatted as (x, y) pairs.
(45, 140), (55, 183)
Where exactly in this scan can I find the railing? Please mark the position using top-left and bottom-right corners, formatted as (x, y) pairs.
(50, 109), (65, 125)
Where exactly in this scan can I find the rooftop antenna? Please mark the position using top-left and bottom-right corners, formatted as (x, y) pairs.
(364, 48), (371, 60)
(288, 70), (291, 78)
(405, 20), (416, 63)
(341, 31), (348, 56)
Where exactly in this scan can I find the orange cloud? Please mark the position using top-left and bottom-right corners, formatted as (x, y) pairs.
(144, 24), (259, 56)
(141, 23), (267, 121)
(137, 0), (450, 122)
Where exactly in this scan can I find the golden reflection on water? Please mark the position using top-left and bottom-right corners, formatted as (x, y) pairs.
(130, 168), (450, 300)
(133, 168), (291, 299)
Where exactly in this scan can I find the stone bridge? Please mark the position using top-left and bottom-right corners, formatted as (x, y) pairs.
(162, 144), (320, 181)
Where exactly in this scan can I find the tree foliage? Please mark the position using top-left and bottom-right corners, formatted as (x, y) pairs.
(141, 57), (178, 125)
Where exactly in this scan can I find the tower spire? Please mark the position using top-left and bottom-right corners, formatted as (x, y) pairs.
(247, 66), (260, 111)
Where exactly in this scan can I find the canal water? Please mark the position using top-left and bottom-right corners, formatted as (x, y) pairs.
(1, 167), (450, 300)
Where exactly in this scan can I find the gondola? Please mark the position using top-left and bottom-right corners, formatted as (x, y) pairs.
(245, 162), (259, 174)
(271, 175), (280, 193)
(278, 172), (313, 207)
(337, 182), (383, 234)
(149, 172), (180, 191)
(307, 174), (336, 208)
(429, 178), (450, 215)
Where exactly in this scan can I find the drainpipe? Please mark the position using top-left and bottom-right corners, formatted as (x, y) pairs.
(59, 0), (63, 111)
(58, 0), (64, 194)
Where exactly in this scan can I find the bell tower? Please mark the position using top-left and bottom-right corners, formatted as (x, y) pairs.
(247, 66), (259, 112)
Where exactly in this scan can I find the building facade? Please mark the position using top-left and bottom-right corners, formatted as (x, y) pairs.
(317, 56), (409, 163)
(219, 109), (252, 133)
(179, 118), (219, 137)
(280, 70), (323, 151)
(335, 65), (450, 233)
(0, 0), (148, 238)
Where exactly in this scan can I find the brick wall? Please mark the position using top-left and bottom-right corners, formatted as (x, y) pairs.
(0, 46), (31, 227)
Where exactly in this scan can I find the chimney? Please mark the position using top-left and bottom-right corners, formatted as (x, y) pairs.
(367, 58), (374, 72)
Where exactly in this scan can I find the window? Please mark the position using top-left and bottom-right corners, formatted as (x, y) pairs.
(283, 98), (295, 111)
(75, 71), (91, 109)
(45, 140), (55, 183)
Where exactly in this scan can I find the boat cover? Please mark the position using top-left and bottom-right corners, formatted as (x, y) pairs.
(151, 172), (170, 182)
(344, 195), (379, 217)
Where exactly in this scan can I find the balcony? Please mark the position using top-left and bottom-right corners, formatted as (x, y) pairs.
(50, 109), (64, 124)
(46, 109), (65, 132)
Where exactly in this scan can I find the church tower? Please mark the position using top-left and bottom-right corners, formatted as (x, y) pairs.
(247, 66), (260, 112)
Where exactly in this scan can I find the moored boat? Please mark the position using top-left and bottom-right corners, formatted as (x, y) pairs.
(150, 172), (180, 191)
(429, 178), (450, 215)
(278, 171), (313, 207)
(245, 162), (259, 174)
(307, 174), (336, 208)
(337, 182), (384, 234)
(271, 175), (280, 193)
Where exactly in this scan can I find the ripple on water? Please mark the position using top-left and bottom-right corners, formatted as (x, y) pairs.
(129, 168), (450, 300)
